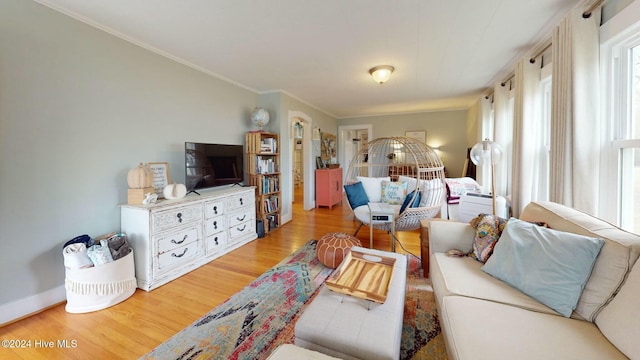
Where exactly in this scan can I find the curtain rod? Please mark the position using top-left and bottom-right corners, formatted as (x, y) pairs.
(501, 73), (514, 87)
(529, 42), (552, 64)
(583, 0), (606, 18)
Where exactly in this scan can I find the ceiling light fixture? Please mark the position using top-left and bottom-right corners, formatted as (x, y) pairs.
(369, 65), (395, 84)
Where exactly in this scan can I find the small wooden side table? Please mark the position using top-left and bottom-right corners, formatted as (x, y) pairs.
(419, 218), (450, 278)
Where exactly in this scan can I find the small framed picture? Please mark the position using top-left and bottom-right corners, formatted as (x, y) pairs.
(316, 156), (324, 169)
(405, 130), (426, 143)
(148, 162), (170, 197)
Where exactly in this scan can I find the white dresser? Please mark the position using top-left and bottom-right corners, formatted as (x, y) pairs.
(120, 186), (257, 291)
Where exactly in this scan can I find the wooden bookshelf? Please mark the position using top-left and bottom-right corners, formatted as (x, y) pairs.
(245, 131), (281, 233)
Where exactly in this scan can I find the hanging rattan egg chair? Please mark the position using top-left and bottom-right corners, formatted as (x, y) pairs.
(344, 136), (446, 234)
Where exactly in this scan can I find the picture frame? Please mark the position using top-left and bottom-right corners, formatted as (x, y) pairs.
(316, 156), (324, 169)
(312, 127), (321, 141)
(148, 162), (170, 197)
(320, 132), (337, 160)
(405, 130), (426, 143)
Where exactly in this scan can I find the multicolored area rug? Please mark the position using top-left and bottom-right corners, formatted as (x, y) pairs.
(141, 240), (447, 360)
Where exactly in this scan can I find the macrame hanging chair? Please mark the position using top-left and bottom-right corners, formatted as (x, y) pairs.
(345, 136), (447, 233)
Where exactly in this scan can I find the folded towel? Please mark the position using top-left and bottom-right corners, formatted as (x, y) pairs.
(106, 233), (131, 261)
(87, 239), (114, 266)
(63, 243), (94, 269)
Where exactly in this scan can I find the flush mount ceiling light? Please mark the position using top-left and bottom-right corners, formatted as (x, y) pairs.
(369, 65), (395, 84)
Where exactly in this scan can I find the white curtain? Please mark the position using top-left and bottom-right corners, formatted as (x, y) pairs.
(493, 82), (513, 199)
(511, 59), (541, 216)
(549, 6), (601, 214)
(475, 95), (493, 192)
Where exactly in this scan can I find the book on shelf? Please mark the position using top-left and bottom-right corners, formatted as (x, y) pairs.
(261, 176), (279, 194)
(260, 138), (277, 153)
(256, 156), (278, 174)
(266, 214), (279, 231)
(263, 195), (279, 213)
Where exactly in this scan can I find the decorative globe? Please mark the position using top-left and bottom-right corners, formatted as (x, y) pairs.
(250, 107), (270, 130)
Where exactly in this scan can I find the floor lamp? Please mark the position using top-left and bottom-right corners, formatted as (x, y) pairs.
(469, 139), (503, 215)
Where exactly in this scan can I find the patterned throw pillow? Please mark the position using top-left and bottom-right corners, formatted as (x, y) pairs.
(381, 181), (408, 205)
(469, 214), (509, 262)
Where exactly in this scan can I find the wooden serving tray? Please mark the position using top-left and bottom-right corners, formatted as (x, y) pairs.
(325, 250), (396, 303)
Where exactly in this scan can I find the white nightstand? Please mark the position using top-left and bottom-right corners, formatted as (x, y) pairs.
(459, 193), (508, 222)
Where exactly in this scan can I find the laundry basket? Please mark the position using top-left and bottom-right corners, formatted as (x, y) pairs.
(64, 250), (136, 313)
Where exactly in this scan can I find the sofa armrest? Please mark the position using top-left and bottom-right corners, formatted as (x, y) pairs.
(428, 221), (475, 254)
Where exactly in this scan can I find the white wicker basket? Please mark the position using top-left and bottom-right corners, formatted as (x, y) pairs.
(64, 250), (136, 313)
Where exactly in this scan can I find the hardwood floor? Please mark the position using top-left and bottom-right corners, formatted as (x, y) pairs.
(0, 187), (421, 359)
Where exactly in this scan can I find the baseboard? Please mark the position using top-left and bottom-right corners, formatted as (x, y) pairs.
(0, 285), (66, 326)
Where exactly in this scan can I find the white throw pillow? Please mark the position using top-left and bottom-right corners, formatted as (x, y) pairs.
(356, 176), (390, 203)
(397, 176), (444, 207)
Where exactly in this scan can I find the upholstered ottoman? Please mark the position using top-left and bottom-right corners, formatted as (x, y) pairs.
(295, 246), (407, 360)
(266, 344), (342, 360)
(316, 232), (361, 269)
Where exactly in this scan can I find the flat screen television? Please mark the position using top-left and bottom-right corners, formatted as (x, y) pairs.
(185, 142), (244, 192)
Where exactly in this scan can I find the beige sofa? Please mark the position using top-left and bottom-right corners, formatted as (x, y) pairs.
(429, 201), (640, 360)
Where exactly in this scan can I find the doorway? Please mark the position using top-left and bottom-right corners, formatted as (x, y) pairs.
(288, 111), (314, 211)
(338, 124), (372, 182)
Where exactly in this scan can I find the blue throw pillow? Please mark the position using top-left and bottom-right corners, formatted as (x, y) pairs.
(481, 218), (604, 317)
(344, 182), (369, 209)
(400, 190), (421, 213)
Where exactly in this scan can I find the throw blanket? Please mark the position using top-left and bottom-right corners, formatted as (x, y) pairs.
(63, 243), (93, 269)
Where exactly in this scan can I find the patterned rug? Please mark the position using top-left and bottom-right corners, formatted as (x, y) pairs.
(141, 240), (447, 360)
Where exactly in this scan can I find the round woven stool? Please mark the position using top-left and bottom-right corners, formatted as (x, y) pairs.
(316, 232), (362, 269)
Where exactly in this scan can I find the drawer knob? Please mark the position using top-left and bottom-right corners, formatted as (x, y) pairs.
(237, 224), (247, 232)
(177, 212), (183, 223)
(171, 234), (188, 245)
(213, 220), (218, 229)
(239, 198), (244, 206)
(236, 215), (246, 222)
(213, 205), (218, 214)
(171, 248), (188, 258)
(214, 236), (219, 245)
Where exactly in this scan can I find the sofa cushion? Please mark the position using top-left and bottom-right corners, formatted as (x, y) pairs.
(381, 180), (407, 205)
(344, 182), (369, 209)
(469, 214), (508, 262)
(356, 176), (390, 203)
(430, 253), (558, 316)
(595, 260), (640, 359)
(481, 218), (604, 317)
(440, 296), (628, 360)
(520, 201), (640, 321)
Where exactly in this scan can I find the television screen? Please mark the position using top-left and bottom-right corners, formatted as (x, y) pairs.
(185, 142), (244, 192)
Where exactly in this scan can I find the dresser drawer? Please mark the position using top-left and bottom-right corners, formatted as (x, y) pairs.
(226, 191), (254, 211)
(155, 225), (200, 254)
(206, 231), (227, 254)
(153, 205), (202, 232)
(204, 199), (225, 218)
(156, 240), (201, 274)
(229, 218), (255, 241)
(228, 208), (254, 228)
(205, 215), (226, 237)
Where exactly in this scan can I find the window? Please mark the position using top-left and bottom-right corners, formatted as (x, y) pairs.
(531, 64), (552, 202)
(601, 4), (640, 233)
(617, 45), (640, 233)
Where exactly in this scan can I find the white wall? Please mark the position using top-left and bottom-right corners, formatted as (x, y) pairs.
(0, 0), (259, 315)
(338, 110), (469, 178)
(260, 92), (338, 221)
